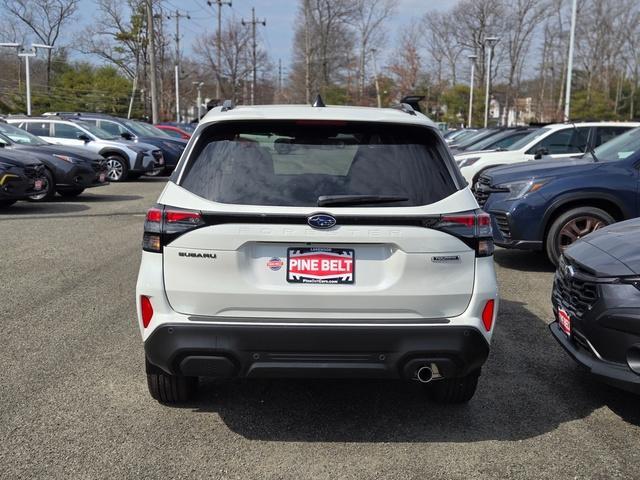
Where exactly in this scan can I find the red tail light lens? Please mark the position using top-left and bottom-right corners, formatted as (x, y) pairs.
(142, 206), (204, 253)
(432, 211), (494, 257)
(482, 299), (495, 331)
(140, 295), (154, 328)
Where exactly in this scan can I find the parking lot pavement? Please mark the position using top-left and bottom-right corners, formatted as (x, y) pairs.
(1, 179), (639, 479)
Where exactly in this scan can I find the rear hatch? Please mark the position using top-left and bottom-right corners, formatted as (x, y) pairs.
(157, 119), (482, 321)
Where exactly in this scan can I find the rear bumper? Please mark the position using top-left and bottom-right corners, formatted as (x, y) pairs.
(145, 323), (490, 380)
(549, 322), (640, 394)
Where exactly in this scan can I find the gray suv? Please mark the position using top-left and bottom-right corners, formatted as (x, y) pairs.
(6, 117), (163, 181)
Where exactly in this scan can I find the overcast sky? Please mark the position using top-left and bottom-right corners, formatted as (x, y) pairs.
(75, 0), (459, 67)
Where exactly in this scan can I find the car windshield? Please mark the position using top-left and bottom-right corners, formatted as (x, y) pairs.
(180, 120), (459, 207)
(589, 127), (640, 162)
(0, 122), (49, 145)
(76, 121), (118, 140)
(472, 130), (535, 151)
(507, 127), (551, 150)
(456, 130), (501, 150)
(133, 121), (170, 137)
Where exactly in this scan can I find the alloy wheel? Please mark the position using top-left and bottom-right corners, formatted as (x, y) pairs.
(557, 216), (606, 251)
(106, 158), (124, 181)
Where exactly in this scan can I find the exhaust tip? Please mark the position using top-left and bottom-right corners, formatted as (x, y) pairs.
(416, 366), (434, 384)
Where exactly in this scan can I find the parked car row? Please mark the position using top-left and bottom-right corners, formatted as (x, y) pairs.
(0, 112), (189, 209)
(469, 123), (640, 265)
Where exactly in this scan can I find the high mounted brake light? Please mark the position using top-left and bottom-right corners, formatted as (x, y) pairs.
(143, 206), (204, 252)
(431, 211), (494, 257)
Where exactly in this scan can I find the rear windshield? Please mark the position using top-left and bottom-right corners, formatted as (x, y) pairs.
(179, 120), (459, 207)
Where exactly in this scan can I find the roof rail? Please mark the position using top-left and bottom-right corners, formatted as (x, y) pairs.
(390, 103), (416, 116)
(400, 95), (425, 113)
(221, 100), (235, 112)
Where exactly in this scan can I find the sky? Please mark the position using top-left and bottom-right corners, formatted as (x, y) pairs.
(74, 0), (459, 68)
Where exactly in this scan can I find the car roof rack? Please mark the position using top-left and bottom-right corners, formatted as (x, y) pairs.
(390, 103), (416, 116)
(221, 100), (235, 112)
(400, 95), (425, 113)
(312, 95), (326, 107)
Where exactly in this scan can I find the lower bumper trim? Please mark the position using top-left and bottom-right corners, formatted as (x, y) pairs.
(145, 323), (490, 380)
(549, 322), (640, 394)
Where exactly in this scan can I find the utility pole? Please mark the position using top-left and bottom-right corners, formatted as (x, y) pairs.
(1, 42), (52, 116)
(207, 0), (232, 101)
(564, 0), (578, 121)
(467, 55), (477, 128)
(242, 7), (266, 105)
(146, 0), (159, 123)
(370, 48), (381, 108)
(168, 10), (190, 122)
(278, 58), (283, 94)
(193, 81), (204, 120)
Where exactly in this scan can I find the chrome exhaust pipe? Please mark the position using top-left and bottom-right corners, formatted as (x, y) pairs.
(416, 366), (434, 384)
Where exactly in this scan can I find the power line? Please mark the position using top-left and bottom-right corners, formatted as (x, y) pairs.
(207, 0), (232, 100)
(241, 7), (266, 105)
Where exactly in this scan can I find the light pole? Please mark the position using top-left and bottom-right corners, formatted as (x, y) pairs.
(370, 48), (381, 108)
(0, 42), (53, 116)
(483, 37), (500, 128)
(193, 81), (204, 120)
(467, 54), (477, 128)
(564, 0), (578, 121)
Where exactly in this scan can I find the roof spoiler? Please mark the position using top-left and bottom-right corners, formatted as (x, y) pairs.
(400, 95), (425, 114)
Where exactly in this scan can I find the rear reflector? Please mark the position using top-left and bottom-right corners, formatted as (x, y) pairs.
(482, 299), (495, 332)
(140, 295), (154, 328)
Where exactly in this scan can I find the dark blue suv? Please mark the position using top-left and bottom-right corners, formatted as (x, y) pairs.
(476, 127), (640, 265)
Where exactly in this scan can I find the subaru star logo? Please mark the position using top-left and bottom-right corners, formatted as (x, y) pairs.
(308, 214), (337, 229)
(564, 264), (575, 279)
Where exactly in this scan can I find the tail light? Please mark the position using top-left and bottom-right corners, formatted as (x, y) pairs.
(143, 205), (204, 252)
(482, 299), (495, 331)
(430, 211), (494, 257)
(140, 295), (154, 328)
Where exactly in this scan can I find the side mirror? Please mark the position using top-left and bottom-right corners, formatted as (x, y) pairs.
(120, 132), (134, 140)
(78, 133), (91, 142)
(533, 147), (549, 160)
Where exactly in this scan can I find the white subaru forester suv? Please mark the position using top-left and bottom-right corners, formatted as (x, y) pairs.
(136, 101), (499, 404)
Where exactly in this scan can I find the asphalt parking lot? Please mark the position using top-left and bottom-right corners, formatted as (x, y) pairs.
(1, 179), (639, 479)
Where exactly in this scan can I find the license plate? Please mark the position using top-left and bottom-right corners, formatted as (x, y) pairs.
(34, 179), (43, 190)
(287, 247), (355, 284)
(99, 173), (106, 183)
(558, 307), (571, 337)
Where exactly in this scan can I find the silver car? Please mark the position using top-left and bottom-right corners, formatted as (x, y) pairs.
(6, 117), (163, 181)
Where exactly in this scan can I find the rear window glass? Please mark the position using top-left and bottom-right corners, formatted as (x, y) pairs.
(180, 121), (459, 207)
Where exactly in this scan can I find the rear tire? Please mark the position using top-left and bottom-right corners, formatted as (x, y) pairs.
(28, 168), (55, 202)
(146, 358), (197, 404)
(545, 207), (614, 266)
(57, 187), (85, 197)
(428, 370), (480, 404)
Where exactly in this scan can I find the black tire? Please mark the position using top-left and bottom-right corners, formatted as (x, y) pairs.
(146, 358), (197, 404)
(0, 199), (17, 208)
(57, 187), (85, 197)
(545, 206), (614, 266)
(105, 155), (129, 182)
(28, 168), (56, 202)
(428, 370), (480, 404)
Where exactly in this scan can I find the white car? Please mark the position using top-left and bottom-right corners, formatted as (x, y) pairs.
(136, 101), (499, 404)
(6, 117), (163, 181)
(455, 122), (640, 186)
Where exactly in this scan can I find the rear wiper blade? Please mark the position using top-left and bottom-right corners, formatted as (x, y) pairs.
(317, 194), (409, 207)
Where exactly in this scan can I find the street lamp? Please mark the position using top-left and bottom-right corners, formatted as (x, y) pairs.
(483, 36), (500, 128)
(467, 54), (477, 128)
(0, 42), (53, 116)
(564, 0), (578, 121)
(193, 81), (204, 120)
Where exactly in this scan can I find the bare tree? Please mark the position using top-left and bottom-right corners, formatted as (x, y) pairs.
(388, 21), (422, 101)
(351, 0), (394, 103)
(423, 11), (464, 86)
(502, 0), (548, 124)
(2, 0), (78, 89)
